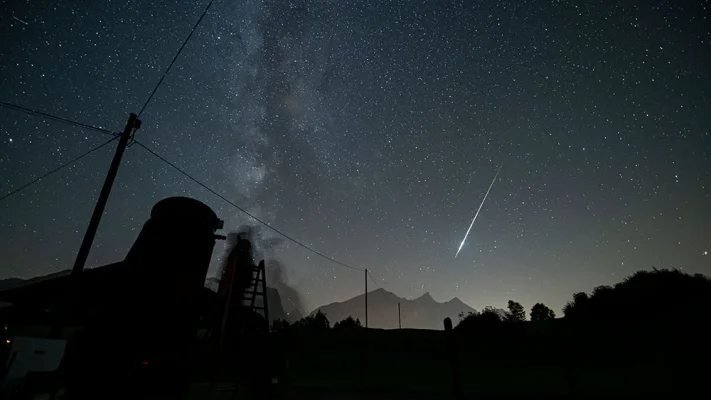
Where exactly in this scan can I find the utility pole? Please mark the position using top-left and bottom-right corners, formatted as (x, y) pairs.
(365, 268), (368, 328)
(71, 113), (140, 275)
(398, 302), (401, 329)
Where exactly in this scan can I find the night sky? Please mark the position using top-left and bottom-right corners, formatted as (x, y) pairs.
(1, 0), (709, 314)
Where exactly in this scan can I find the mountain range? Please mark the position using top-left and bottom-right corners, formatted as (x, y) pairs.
(312, 288), (476, 330)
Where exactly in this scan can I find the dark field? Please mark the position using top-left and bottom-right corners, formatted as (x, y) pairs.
(263, 322), (707, 398)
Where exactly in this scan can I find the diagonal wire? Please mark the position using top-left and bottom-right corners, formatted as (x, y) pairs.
(367, 269), (380, 289)
(0, 137), (118, 202)
(0, 101), (116, 136)
(138, 0), (216, 117)
(133, 140), (365, 272)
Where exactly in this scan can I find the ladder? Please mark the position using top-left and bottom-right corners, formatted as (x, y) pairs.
(241, 260), (269, 331)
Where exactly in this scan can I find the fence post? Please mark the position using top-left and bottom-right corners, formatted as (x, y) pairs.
(444, 317), (461, 398)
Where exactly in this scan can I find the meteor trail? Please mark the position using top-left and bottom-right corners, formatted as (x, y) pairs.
(12, 16), (29, 26)
(455, 164), (503, 257)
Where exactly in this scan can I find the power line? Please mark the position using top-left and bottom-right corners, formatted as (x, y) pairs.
(0, 101), (116, 136)
(133, 140), (365, 272)
(0, 137), (118, 202)
(138, 0), (216, 117)
(367, 269), (380, 289)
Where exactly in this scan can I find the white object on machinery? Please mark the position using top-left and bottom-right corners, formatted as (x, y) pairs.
(2, 336), (67, 387)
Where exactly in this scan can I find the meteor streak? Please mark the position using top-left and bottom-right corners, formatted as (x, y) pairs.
(12, 16), (29, 26)
(455, 164), (502, 257)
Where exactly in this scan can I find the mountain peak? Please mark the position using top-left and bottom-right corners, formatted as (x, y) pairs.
(448, 296), (465, 304)
(415, 292), (434, 302)
(369, 287), (397, 300)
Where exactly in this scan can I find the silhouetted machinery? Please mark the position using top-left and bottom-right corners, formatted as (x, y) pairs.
(71, 196), (225, 398)
(0, 197), (225, 398)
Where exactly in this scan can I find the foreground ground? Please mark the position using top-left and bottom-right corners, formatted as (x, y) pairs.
(186, 322), (708, 398)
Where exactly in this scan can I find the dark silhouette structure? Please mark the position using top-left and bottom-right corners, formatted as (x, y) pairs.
(73, 197), (222, 399)
(443, 317), (453, 331)
(0, 197), (223, 399)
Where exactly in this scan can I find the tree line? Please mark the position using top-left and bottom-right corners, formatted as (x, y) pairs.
(272, 268), (711, 332)
(272, 312), (363, 332)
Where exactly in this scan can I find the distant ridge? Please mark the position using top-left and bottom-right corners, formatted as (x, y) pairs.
(311, 288), (476, 330)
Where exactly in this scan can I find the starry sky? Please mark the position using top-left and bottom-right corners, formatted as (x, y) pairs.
(1, 0), (709, 314)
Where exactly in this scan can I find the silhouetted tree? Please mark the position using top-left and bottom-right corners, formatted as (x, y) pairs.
(573, 291), (589, 304)
(292, 310), (330, 331)
(504, 300), (526, 322)
(481, 306), (503, 322)
(562, 302), (573, 317)
(333, 316), (362, 329)
(562, 269), (711, 322)
(311, 310), (330, 329)
(563, 291), (589, 317)
(530, 303), (555, 321)
(271, 319), (291, 332)
(456, 306), (503, 330)
(592, 285), (613, 297)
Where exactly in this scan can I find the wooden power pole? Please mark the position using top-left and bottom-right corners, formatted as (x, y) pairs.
(71, 113), (140, 275)
(398, 302), (401, 329)
(365, 268), (368, 328)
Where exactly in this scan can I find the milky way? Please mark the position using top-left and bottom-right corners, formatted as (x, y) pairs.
(1, 1), (709, 313)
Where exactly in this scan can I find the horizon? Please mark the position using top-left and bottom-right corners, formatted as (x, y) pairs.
(3, 265), (698, 319)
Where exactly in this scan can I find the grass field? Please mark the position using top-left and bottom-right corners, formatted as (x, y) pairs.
(186, 321), (708, 399)
(277, 325), (707, 398)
